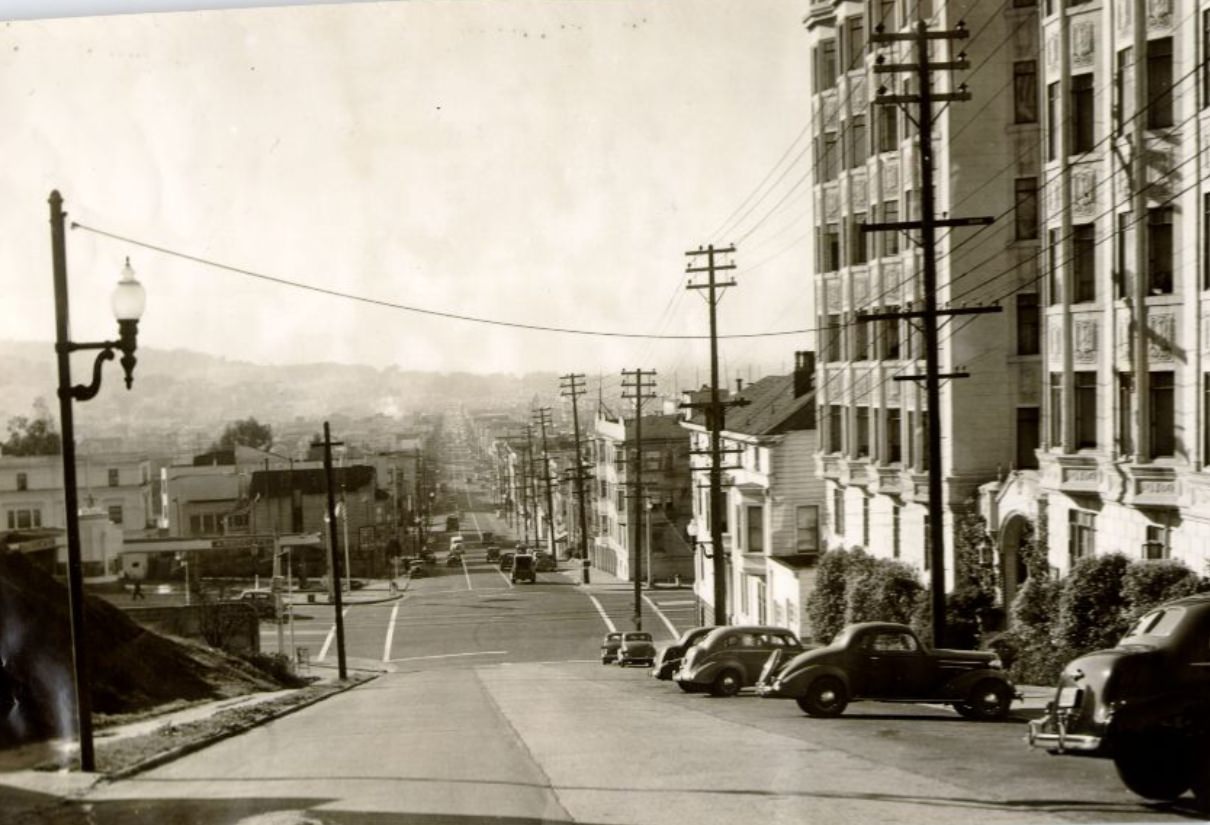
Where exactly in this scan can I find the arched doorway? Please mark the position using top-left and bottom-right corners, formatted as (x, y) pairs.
(999, 514), (1032, 612)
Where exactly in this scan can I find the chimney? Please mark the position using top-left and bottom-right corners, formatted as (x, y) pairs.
(793, 351), (815, 397)
(736, 377), (744, 393)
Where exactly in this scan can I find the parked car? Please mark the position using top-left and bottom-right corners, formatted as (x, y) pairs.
(617, 631), (657, 667)
(756, 622), (1015, 720)
(511, 554), (536, 584)
(653, 626), (717, 680)
(1028, 594), (1210, 811)
(499, 552), (515, 572)
(534, 553), (556, 572)
(446, 553), (463, 568)
(675, 626), (805, 697)
(485, 545), (501, 563)
(409, 563), (429, 579)
(600, 631), (623, 664)
(235, 589), (277, 620)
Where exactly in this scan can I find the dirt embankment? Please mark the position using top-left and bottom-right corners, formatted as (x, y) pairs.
(1, 552), (286, 746)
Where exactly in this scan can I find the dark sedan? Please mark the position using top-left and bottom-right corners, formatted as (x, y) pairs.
(652, 626), (717, 680)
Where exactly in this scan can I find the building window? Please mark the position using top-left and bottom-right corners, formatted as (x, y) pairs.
(1204, 194), (1210, 290)
(1050, 373), (1063, 447)
(1147, 207), (1174, 295)
(816, 39), (838, 90)
(1047, 82), (1060, 161)
(823, 224), (841, 272)
(861, 496), (870, 546)
(1144, 524), (1169, 560)
(891, 504), (900, 558)
(1114, 48), (1131, 131)
(1048, 229), (1062, 304)
(1070, 74), (1095, 153)
(796, 505), (820, 552)
(1068, 509), (1096, 564)
(877, 0), (896, 29)
(1016, 407), (1040, 469)
(1205, 374), (1210, 465)
(1204, 12), (1210, 109)
(1119, 373), (1134, 456)
(823, 132), (840, 181)
(825, 314), (843, 362)
(887, 407), (902, 463)
(745, 505), (764, 553)
(883, 312), (901, 359)
(856, 408), (870, 457)
(1014, 177), (1039, 240)
(1147, 37), (1174, 129)
(6, 508), (42, 529)
(1117, 212), (1133, 299)
(845, 14), (865, 67)
(1072, 224), (1096, 303)
(1150, 371), (1175, 458)
(828, 405), (844, 452)
(882, 202), (900, 255)
(833, 487), (845, 537)
(1013, 60), (1038, 124)
(877, 103), (898, 152)
(848, 115), (868, 169)
(15, 472), (27, 491)
(108, 468), (120, 487)
(1075, 371), (1097, 449)
(1016, 293), (1040, 355)
(854, 316), (869, 360)
(107, 505), (124, 526)
(850, 215), (870, 266)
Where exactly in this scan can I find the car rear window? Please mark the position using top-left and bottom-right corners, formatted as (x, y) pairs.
(1126, 606), (1186, 639)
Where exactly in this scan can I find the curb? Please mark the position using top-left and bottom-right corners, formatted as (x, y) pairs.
(102, 672), (379, 782)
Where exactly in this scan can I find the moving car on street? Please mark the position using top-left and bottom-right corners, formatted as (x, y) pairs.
(499, 552), (515, 573)
(235, 589), (277, 620)
(617, 631), (656, 667)
(600, 631), (623, 664)
(485, 545), (500, 563)
(756, 622), (1015, 720)
(652, 626), (717, 680)
(675, 626), (805, 697)
(1028, 594), (1210, 811)
(534, 552), (556, 572)
(510, 553), (536, 584)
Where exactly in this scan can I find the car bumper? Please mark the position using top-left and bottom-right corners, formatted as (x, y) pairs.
(1026, 713), (1105, 753)
(754, 679), (790, 698)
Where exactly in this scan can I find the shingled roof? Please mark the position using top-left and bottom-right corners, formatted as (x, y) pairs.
(248, 465), (376, 497)
(683, 374), (815, 437)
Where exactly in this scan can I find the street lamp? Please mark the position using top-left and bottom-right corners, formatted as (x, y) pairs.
(50, 190), (145, 773)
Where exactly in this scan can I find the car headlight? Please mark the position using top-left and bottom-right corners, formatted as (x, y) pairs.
(989, 657), (1003, 669)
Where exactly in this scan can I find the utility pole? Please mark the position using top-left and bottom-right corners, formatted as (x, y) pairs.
(560, 372), (592, 583)
(524, 423), (541, 550)
(861, 20), (999, 648)
(314, 422), (348, 680)
(622, 368), (657, 630)
(683, 245), (748, 626)
(534, 407), (558, 563)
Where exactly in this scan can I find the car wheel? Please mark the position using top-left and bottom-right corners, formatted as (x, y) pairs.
(960, 680), (1014, 721)
(1191, 747), (1210, 815)
(1113, 734), (1194, 801)
(676, 681), (697, 693)
(797, 676), (848, 717)
(710, 669), (743, 697)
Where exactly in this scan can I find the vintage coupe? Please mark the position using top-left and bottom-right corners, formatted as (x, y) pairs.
(756, 622), (1015, 720)
(1028, 594), (1210, 811)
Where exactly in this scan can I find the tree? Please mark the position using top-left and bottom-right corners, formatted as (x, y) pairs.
(212, 418), (273, 452)
(3, 399), (61, 456)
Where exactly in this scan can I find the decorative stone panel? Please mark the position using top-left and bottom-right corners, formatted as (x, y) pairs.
(853, 271), (870, 308)
(824, 185), (840, 221)
(1073, 318), (1098, 364)
(1202, 315), (1210, 354)
(1148, 311), (1175, 362)
(1071, 165), (1097, 219)
(1071, 19), (1095, 69)
(823, 91), (839, 131)
(883, 260), (903, 295)
(1045, 31), (1060, 74)
(850, 74), (867, 111)
(1147, 0), (1173, 31)
(1019, 364), (1041, 404)
(1045, 171), (1063, 222)
(1116, 312), (1133, 365)
(882, 158), (900, 194)
(853, 172), (869, 211)
(1048, 317), (1064, 365)
(825, 278), (842, 312)
(1117, 0), (1132, 33)
(853, 369), (872, 402)
(886, 374), (901, 403)
(1146, 146), (1175, 201)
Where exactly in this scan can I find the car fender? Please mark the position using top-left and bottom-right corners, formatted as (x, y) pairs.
(688, 656), (743, 684)
(780, 663), (850, 698)
(942, 668), (1014, 699)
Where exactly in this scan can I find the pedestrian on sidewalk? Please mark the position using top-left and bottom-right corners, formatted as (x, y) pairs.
(131, 578), (145, 600)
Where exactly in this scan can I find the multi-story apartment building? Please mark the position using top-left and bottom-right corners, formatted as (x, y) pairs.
(591, 411), (693, 583)
(682, 353), (824, 636)
(0, 452), (154, 536)
(984, 0), (1210, 598)
(807, 0), (1041, 589)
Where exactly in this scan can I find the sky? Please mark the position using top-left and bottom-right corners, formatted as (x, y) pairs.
(0, 0), (815, 381)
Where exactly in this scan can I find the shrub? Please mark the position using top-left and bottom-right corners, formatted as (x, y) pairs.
(241, 651), (306, 687)
(1054, 553), (1131, 654)
(1001, 572), (1067, 685)
(846, 557), (922, 627)
(1121, 559), (1199, 623)
(806, 548), (852, 644)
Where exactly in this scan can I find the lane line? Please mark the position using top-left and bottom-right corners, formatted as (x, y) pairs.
(657, 599), (697, 607)
(496, 565), (514, 588)
(643, 594), (680, 638)
(316, 606), (350, 662)
(389, 650), (507, 663)
(382, 601), (400, 662)
(586, 593), (616, 633)
(462, 556), (473, 590)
